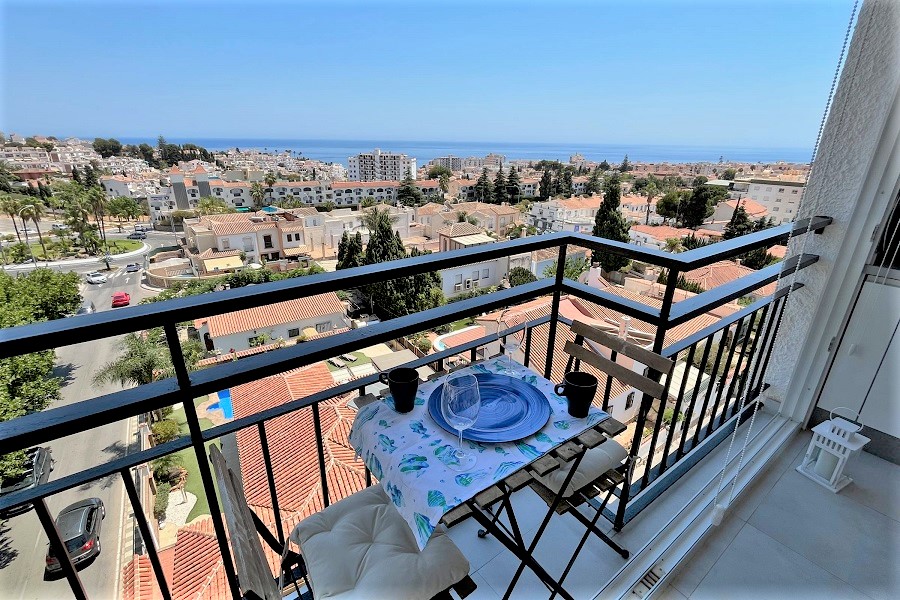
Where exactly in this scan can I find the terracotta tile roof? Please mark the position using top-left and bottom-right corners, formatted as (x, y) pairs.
(531, 244), (589, 263)
(629, 224), (695, 241)
(281, 246), (309, 257)
(232, 362), (366, 517)
(279, 224), (306, 233)
(441, 325), (486, 349)
(436, 222), (484, 237)
(556, 196), (602, 210)
(201, 213), (251, 223)
(121, 554), (160, 600)
(196, 340), (291, 366)
(288, 207), (319, 217)
(683, 260), (776, 296)
(251, 222), (277, 231)
(694, 228), (723, 239)
(170, 518), (230, 600)
(724, 198), (768, 217)
(415, 202), (446, 216)
(621, 194), (658, 207)
(768, 244), (787, 258)
(453, 201), (519, 216)
(199, 295), (344, 337)
(209, 221), (256, 236)
(304, 326), (349, 341)
(198, 248), (243, 259)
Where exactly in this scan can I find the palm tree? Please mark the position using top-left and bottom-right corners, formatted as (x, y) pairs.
(86, 187), (108, 249)
(664, 238), (684, 253)
(93, 332), (173, 388)
(644, 182), (659, 225)
(456, 211), (478, 225)
(0, 195), (23, 243)
(362, 206), (399, 232)
(264, 171), (276, 205)
(0, 233), (14, 266)
(20, 202), (48, 260)
(250, 182), (265, 210)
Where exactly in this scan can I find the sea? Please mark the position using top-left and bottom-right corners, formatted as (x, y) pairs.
(118, 137), (812, 167)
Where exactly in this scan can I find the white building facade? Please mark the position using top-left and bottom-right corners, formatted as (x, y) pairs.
(348, 149), (417, 181)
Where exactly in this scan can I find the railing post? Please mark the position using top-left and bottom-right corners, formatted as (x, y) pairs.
(615, 269), (679, 530)
(543, 243), (568, 379)
(163, 323), (242, 600)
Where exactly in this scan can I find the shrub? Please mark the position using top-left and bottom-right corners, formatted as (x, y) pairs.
(151, 454), (184, 482)
(151, 419), (181, 444)
(508, 266), (538, 287)
(154, 483), (171, 520)
(414, 337), (432, 353)
(663, 408), (684, 426)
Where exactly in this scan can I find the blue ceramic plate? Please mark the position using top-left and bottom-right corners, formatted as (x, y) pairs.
(428, 373), (551, 442)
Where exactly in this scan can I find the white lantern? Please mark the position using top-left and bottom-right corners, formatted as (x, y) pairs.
(796, 411), (869, 493)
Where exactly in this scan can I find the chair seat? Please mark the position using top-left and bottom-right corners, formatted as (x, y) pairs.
(535, 440), (628, 498)
(291, 485), (470, 600)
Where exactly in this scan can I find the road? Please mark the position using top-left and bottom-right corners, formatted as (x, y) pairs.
(0, 247), (159, 599)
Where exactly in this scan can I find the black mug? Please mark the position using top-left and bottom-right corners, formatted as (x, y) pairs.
(554, 371), (598, 418)
(379, 367), (419, 413)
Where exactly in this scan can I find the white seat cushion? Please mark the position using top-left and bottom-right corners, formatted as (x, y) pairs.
(291, 485), (470, 600)
(535, 440), (628, 498)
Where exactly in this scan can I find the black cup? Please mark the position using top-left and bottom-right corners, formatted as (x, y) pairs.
(379, 367), (419, 413)
(554, 371), (598, 418)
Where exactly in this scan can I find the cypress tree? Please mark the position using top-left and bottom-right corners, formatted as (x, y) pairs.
(71, 166), (81, 184)
(493, 169), (507, 204)
(538, 170), (552, 200)
(591, 174), (631, 273)
(474, 168), (493, 202)
(506, 166), (521, 203)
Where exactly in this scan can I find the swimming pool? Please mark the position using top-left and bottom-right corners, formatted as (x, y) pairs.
(209, 389), (234, 419)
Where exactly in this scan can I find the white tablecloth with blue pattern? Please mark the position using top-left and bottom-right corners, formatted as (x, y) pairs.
(349, 358), (609, 549)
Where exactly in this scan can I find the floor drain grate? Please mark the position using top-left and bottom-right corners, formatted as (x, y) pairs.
(630, 564), (666, 598)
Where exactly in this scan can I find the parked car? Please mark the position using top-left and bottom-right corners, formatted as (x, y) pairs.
(44, 498), (105, 574)
(0, 447), (53, 516)
(125, 263), (141, 273)
(133, 224), (149, 232)
(127, 232), (146, 240)
(75, 300), (96, 315)
(85, 272), (107, 284)
(111, 291), (130, 307)
(51, 223), (69, 231)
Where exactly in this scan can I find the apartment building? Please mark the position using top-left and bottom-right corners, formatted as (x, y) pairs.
(620, 194), (665, 224)
(427, 155), (463, 171)
(747, 178), (806, 224)
(436, 222), (505, 297)
(347, 148), (416, 181)
(0, 146), (51, 170)
(332, 179), (440, 206)
(528, 195), (603, 233)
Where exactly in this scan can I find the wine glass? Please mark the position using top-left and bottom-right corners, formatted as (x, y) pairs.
(498, 309), (524, 377)
(440, 373), (481, 471)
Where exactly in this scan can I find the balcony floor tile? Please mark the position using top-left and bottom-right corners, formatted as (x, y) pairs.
(691, 523), (872, 600)
(668, 509), (746, 598)
(748, 465), (900, 600)
(731, 428), (809, 522)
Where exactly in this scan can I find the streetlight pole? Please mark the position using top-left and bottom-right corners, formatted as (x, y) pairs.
(18, 205), (38, 267)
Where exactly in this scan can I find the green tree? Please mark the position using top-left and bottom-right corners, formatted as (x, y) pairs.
(584, 168), (602, 195)
(538, 170), (552, 200)
(506, 166), (521, 203)
(250, 182), (266, 210)
(438, 173), (450, 194)
(599, 160), (611, 171)
(721, 168), (737, 181)
(656, 190), (689, 224)
(92, 138), (123, 158)
(591, 174), (631, 273)
(663, 238), (684, 253)
(360, 196), (376, 208)
(264, 171), (277, 204)
(682, 184), (726, 228)
(560, 170), (574, 196)
(337, 230), (364, 270)
(619, 155), (632, 172)
(681, 234), (712, 250)
(71, 166), (82, 185)
(692, 176), (708, 188)
(93, 330), (174, 388)
(741, 247), (780, 270)
(426, 165), (452, 179)
(83, 165), (98, 188)
(493, 169), (508, 204)
(196, 196), (237, 216)
(474, 168), (493, 203)
(397, 175), (424, 207)
(644, 182), (660, 225)
(543, 256), (590, 280)
(723, 205), (752, 240)
(0, 195), (23, 243)
(508, 266), (538, 287)
(19, 202), (48, 259)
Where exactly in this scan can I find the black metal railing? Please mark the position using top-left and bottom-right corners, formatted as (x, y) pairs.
(0, 217), (830, 600)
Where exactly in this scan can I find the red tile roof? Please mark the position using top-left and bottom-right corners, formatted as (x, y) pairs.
(209, 220), (256, 236)
(436, 222), (484, 237)
(331, 180), (399, 189)
(197, 295), (344, 338)
(121, 554), (161, 600)
(629, 224), (695, 241)
(170, 518), (230, 600)
(683, 260), (777, 296)
(725, 198), (768, 217)
(441, 325), (486, 349)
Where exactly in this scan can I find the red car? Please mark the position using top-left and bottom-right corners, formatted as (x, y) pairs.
(111, 292), (131, 308)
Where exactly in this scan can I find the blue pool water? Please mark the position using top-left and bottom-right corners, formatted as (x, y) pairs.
(210, 390), (234, 419)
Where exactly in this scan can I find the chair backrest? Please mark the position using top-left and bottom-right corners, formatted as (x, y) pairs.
(208, 445), (280, 600)
(563, 320), (675, 401)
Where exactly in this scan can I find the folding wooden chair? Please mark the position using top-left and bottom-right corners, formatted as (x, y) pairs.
(528, 320), (675, 563)
(210, 444), (476, 600)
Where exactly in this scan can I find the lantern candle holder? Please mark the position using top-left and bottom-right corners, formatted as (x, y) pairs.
(796, 410), (869, 493)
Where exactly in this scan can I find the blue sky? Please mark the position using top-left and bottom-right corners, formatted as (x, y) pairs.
(1, 0), (854, 148)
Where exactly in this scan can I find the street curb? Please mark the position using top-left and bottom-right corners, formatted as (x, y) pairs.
(3, 243), (150, 271)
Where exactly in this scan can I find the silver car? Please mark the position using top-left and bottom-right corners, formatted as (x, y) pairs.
(85, 272), (107, 284)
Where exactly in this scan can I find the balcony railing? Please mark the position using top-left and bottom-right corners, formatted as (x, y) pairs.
(0, 216), (830, 600)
